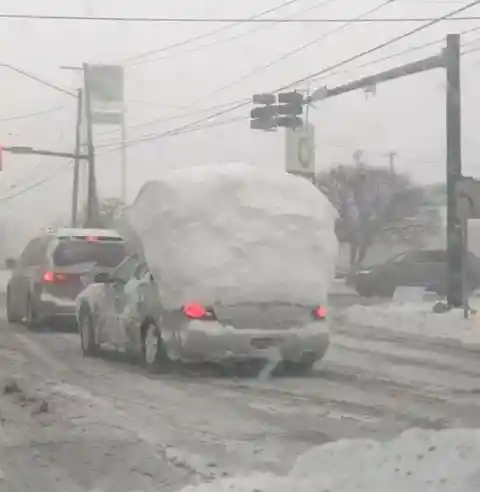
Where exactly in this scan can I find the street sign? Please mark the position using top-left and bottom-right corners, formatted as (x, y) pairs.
(85, 64), (124, 125)
(277, 116), (303, 128)
(285, 122), (315, 177)
(456, 177), (480, 219)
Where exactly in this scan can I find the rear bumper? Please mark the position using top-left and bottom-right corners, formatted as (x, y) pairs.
(172, 320), (330, 364)
(35, 292), (77, 320)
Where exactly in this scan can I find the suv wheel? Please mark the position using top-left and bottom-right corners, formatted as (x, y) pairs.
(6, 288), (20, 323)
(79, 312), (99, 357)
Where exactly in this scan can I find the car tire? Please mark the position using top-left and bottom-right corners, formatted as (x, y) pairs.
(284, 359), (315, 376)
(6, 288), (20, 323)
(24, 295), (39, 329)
(142, 321), (171, 373)
(79, 312), (99, 357)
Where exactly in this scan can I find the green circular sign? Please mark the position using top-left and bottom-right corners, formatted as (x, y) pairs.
(298, 137), (313, 169)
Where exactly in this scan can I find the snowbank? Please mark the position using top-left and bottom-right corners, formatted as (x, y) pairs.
(125, 164), (338, 309)
(344, 302), (480, 348)
(179, 428), (480, 492)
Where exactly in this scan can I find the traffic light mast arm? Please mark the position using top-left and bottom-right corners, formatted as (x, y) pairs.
(309, 54), (444, 103)
(2, 146), (88, 160)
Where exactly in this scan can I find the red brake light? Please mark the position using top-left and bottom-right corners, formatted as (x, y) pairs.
(313, 305), (327, 319)
(42, 271), (68, 283)
(85, 235), (98, 242)
(182, 303), (215, 320)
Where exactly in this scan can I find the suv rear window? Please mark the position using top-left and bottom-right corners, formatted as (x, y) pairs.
(53, 240), (127, 268)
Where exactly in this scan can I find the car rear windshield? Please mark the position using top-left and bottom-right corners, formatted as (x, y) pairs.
(53, 240), (127, 268)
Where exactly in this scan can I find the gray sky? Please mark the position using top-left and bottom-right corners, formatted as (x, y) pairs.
(1, 0), (480, 237)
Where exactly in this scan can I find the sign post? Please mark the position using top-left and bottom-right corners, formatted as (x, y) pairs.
(285, 122), (315, 182)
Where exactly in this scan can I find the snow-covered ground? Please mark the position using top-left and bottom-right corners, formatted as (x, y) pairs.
(344, 301), (480, 349)
(180, 428), (480, 492)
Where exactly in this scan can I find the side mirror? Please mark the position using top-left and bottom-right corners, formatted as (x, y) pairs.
(94, 272), (112, 283)
(5, 258), (17, 269)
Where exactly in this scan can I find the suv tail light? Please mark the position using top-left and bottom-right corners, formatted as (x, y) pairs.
(313, 305), (327, 320)
(41, 271), (68, 284)
(182, 303), (216, 320)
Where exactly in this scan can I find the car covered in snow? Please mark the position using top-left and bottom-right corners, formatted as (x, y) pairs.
(76, 164), (339, 374)
(6, 228), (128, 327)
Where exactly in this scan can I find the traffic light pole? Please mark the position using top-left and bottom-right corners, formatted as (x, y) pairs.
(251, 34), (462, 306)
(309, 34), (462, 307)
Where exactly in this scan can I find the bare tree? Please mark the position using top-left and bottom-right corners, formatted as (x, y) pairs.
(317, 164), (440, 279)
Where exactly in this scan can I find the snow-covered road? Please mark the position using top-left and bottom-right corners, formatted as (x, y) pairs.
(1, 303), (480, 491)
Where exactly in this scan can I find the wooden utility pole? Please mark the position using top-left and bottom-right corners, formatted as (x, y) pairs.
(71, 88), (83, 227)
(387, 151), (397, 173)
(83, 63), (100, 227)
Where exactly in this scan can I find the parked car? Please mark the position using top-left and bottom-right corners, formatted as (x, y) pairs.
(353, 248), (480, 298)
(6, 228), (128, 327)
(75, 253), (330, 375)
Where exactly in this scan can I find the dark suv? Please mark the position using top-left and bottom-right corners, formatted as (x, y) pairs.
(6, 228), (127, 327)
(354, 249), (480, 298)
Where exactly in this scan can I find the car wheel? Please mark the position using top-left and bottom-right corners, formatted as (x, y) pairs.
(142, 321), (171, 373)
(283, 359), (315, 376)
(24, 296), (39, 328)
(6, 288), (20, 323)
(79, 312), (99, 357)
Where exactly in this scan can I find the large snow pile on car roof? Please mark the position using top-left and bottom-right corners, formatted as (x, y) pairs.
(179, 428), (480, 492)
(125, 163), (338, 310)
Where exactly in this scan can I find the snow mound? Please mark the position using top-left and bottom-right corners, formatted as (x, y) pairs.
(179, 428), (480, 492)
(125, 163), (338, 309)
(344, 303), (480, 348)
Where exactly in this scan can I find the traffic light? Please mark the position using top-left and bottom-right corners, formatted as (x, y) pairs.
(250, 94), (277, 131)
(276, 91), (304, 128)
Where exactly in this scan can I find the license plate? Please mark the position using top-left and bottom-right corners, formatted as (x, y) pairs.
(251, 338), (277, 349)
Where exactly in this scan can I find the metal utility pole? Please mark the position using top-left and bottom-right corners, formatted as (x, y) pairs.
(445, 33), (463, 307)
(387, 151), (397, 173)
(83, 63), (100, 227)
(120, 114), (127, 202)
(71, 88), (83, 227)
(267, 33), (463, 306)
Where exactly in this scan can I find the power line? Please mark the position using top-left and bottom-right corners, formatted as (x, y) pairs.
(0, 63), (76, 98)
(282, 0), (480, 89)
(0, 105), (65, 123)
(108, 0), (392, 135)
(102, 0), (480, 151)
(184, 0), (395, 107)
(119, 0), (318, 65)
(310, 25), (480, 84)
(2, 13), (480, 22)
(0, 160), (72, 202)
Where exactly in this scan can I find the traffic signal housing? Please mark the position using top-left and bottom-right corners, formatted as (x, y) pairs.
(250, 91), (305, 130)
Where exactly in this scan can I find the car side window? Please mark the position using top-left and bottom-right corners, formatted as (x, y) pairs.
(113, 255), (141, 283)
(134, 263), (149, 280)
(19, 237), (51, 267)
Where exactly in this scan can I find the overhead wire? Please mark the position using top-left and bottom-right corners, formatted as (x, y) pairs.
(119, 0), (324, 65)
(0, 105), (66, 123)
(100, 0), (480, 151)
(0, 63), (76, 98)
(104, 0), (393, 137)
(1, 13), (480, 23)
(125, 0), (339, 67)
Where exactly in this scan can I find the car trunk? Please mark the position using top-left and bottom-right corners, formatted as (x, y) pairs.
(212, 303), (320, 330)
(43, 264), (118, 300)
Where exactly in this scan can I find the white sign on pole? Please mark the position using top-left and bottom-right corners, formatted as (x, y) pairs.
(285, 122), (315, 178)
(87, 64), (124, 125)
